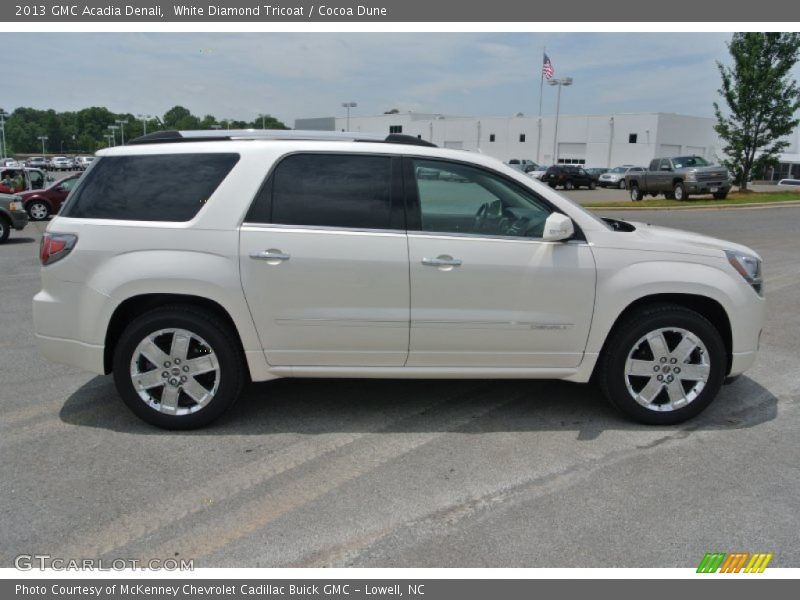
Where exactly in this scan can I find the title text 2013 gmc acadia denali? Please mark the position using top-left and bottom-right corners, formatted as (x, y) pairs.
(33, 130), (765, 429)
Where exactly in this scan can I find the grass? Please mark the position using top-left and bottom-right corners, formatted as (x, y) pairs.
(588, 191), (800, 209)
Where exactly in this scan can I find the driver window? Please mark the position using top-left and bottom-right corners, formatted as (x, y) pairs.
(411, 159), (552, 238)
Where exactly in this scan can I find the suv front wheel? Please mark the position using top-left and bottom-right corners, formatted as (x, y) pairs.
(113, 305), (245, 429)
(598, 304), (726, 425)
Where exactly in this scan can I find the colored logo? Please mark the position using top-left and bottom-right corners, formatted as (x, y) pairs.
(697, 552), (773, 573)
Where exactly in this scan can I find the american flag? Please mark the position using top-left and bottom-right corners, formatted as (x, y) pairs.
(542, 53), (554, 79)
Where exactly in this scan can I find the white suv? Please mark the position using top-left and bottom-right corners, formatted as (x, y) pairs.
(33, 130), (765, 429)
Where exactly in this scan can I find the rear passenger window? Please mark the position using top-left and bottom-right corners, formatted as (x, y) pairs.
(61, 153), (239, 221)
(269, 154), (393, 229)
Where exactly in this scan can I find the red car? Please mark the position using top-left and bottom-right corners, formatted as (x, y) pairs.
(19, 175), (81, 221)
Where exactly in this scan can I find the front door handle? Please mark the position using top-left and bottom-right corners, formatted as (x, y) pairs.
(422, 255), (462, 268)
(250, 249), (291, 262)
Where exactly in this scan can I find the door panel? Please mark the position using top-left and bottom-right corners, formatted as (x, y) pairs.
(239, 152), (409, 367)
(404, 157), (596, 368)
(240, 227), (409, 366)
(407, 235), (595, 367)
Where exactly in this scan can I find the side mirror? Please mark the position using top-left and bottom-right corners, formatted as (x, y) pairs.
(542, 212), (575, 242)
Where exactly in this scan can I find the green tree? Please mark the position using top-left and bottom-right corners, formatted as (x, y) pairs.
(714, 32), (800, 190)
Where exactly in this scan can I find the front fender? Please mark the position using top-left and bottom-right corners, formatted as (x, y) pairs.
(585, 256), (763, 357)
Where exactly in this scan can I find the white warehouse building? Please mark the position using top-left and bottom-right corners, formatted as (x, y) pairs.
(295, 112), (727, 168)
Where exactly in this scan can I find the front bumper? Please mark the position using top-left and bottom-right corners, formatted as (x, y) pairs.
(599, 178), (622, 187)
(10, 208), (29, 230)
(686, 181), (732, 194)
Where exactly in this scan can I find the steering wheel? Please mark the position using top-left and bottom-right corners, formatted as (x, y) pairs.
(473, 202), (491, 232)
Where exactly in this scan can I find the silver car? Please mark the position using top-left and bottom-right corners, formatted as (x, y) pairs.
(599, 165), (643, 189)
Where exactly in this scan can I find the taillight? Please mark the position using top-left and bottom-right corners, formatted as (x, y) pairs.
(39, 233), (77, 266)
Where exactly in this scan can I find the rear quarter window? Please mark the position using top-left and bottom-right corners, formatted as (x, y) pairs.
(61, 153), (239, 221)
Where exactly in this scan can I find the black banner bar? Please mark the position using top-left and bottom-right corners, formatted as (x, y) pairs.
(0, 0), (777, 22)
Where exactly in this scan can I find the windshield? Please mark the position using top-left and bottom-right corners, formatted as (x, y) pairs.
(672, 156), (709, 168)
(609, 167), (627, 173)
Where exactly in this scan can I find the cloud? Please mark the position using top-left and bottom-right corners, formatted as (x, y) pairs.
(4, 32), (798, 126)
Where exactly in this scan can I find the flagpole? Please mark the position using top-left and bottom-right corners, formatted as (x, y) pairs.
(536, 46), (545, 164)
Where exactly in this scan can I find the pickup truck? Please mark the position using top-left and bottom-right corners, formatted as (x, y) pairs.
(626, 156), (732, 201)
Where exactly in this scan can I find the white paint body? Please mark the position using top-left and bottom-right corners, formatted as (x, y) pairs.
(33, 139), (765, 384)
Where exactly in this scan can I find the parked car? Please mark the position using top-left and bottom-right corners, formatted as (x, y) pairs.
(0, 192), (29, 244)
(1, 158), (21, 168)
(73, 156), (95, 171)
(33, 129), (765, 429)
(25, 157), (49, 170)
(526, 165), (548, 181)
(19, 174), (81, 221)
(0, 167), (47, 193)
(776, 178), (800, 188)
(507, 159), (538, 170)
(542, 165), (598, 190)
(626, 156), (732, 201)
(598, 165), (643, 189)
(49, 156), (74, 171)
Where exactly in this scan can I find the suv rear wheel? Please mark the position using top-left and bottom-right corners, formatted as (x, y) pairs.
(565, 180), (575, 190)
(113, 305), (245, 429)
(598, 304), (726, 425)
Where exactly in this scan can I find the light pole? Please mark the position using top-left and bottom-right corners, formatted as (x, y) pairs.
(341, 102), (357, 131)
(38, 135), (48, 154)
(257, 113), (269, 129)
(0, 110), (8, 159)
(108, 125), (119, 146)
(137, 114), (152, 136)
(210, 124), (222, 131)
(104, 134), (114, 148)
(548, 77), (573, 165)
(115, 119), (128, 145)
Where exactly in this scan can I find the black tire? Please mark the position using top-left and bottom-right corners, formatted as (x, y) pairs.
(630, 185), (643, 201)
(0, 215), (10, 244)
(673, 182), (688, 201)
(113, 305), (245, 429)
(598, 304), (726, 425)
(618, 179), (627, 190)
(27, 200), (50, 221)
(589, 180), (597, 190)
(565, 180), (575, 190)
(713, 190), (729, 200)
(548, 182), (556, 188)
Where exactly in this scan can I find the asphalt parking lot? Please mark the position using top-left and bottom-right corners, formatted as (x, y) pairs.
(1, 204), (798, 568)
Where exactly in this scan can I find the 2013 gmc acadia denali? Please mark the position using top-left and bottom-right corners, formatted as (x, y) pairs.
(33, 130), (765, 429)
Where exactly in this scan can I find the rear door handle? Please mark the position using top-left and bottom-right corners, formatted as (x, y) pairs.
(422, 255), (462, 267)
(250, 249), (291, 261)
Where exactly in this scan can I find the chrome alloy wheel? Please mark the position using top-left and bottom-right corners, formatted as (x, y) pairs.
(29, 202), (49, 220)
(129, 328), (220, 415)
(624, 327), (710, 412)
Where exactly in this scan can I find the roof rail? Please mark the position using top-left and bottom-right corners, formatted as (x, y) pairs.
(128, 129), (437, 148)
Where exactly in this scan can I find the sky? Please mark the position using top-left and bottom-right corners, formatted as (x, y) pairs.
(4, 32), (797, 126)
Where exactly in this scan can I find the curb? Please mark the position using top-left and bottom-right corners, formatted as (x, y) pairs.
(587, 201), (800, 211)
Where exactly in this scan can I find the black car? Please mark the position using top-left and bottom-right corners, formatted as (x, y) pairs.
(543, 165), (598, 190)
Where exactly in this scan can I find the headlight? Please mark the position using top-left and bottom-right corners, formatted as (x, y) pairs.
(9, 201), (22, 211)
(684, 171), (698, 182)
(726, 250), (763, 295)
